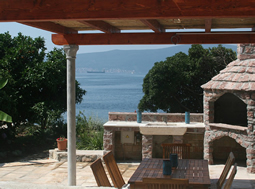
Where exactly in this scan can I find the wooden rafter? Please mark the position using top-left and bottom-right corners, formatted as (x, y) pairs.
(140, 20), (165, 33)
(19, 22), (77, 34)
(1, 0), (255, 22)
(52, 32), (255, 45)
(205, 19), (212, 33)
(79, 21), (120, 33)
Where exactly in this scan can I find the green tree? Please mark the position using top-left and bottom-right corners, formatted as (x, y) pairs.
(0, 78), (12, 123)
(138, 44), (236, 113)
(0, 32), (86, 132)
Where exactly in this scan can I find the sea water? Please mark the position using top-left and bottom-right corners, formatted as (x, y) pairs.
(75, 72), (145, 122)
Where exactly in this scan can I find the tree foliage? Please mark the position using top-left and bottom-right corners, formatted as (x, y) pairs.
(138, 44), (236, 113)
(0, 78), (12, 123)
(0, 32), (86, 131)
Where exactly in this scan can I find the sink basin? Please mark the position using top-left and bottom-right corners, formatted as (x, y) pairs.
(139, 122), (187, 135)
(146, 123), (177, 126)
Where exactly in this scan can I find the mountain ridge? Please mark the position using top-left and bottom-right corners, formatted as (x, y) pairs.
(76, 44), (237, 74)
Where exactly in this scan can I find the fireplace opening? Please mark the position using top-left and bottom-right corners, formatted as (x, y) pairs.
(212, 136), (246, 166)
(214, 93), (247, 127)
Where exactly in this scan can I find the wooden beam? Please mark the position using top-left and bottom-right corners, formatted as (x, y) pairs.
(1, 0), (255, 22)
(52, 32), (255, 45)
(19, 22), (77, 34)
(205, 19), (212, 33)
(140, 19), (165, 33)
(79, 21), (120, 33)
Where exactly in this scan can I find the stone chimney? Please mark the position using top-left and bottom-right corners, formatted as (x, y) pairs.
(238, 44), (255, 60)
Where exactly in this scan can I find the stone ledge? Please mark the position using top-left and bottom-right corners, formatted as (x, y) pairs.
(209, 123), (247, 131)
(49, 149), (104, 162)
(108, 112), (203, 122)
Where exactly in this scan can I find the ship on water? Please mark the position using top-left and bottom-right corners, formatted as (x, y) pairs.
(87, 69), (105, 73)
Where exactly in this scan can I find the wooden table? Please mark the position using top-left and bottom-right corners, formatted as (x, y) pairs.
(128, 158), (211, 189)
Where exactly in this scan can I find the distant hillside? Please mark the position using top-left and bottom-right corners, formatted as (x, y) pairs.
(76, 44), (237, 74)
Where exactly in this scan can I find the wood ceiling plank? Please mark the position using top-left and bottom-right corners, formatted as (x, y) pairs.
(52, 32), (255, 45)
(140, 19), (165, 33)
(79, 21), (120, 33)
(19, 22), (77, 34)
(205, 19), (212, 33)
(1, 0), (255, 22)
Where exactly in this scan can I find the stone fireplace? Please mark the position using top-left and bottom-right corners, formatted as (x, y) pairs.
(202, 44), (255, 173)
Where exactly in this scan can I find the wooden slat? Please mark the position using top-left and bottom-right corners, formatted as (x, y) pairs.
(217, 152), (235, 188)
(140, 19), (165, 33)
(103, 151), (126, 189)
(205, 19), (212, 33)
(79, 20), (120, 33)
(161, 143), (191, 159)
(143, 178), (189, 189)
(90, 158), (111, 187)
(19, 21), (78, 34)
(51, 32), (255, 45)
(128, 159), (210, 189)
(223, 163), (237, 189)
(1, 0), (255, 22)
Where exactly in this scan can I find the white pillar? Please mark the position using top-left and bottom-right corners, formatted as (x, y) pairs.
(64, 44), (79, 186)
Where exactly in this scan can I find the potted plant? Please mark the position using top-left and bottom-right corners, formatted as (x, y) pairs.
(56, 136), (67, 151)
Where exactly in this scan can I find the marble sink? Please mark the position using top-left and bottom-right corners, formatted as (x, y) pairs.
(139, 122), (187, 135)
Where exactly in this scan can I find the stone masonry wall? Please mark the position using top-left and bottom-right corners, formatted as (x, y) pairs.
(238, 43), (255, 60)
(103, 125), (140, 157)
(109, 112), (203, 122)
(105, 113), (205, 160)
(142, 135), (153, 159)
(114, 131), (142, 160)
(203, 89), (255, 173)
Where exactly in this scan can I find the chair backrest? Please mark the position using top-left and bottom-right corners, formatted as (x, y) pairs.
(217, 152), (235, 188)
(90, 158), (111, 187)
(143, 178), (189, 189)
(161, 143), (191, 159)
(103, 151), (125, 189)
(223, 163), (237, 189)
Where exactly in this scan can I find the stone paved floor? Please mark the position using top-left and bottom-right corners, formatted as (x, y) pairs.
(0, 159), (254, 189)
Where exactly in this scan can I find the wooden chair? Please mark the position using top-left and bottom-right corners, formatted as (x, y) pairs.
(217, 152), (235, 189)
(143, 178), (189, 189)
(223, 163), (237, 189)
(103, 151), (127, 189)
(161, 143), (191, 159)
(90, 158), (111, 187)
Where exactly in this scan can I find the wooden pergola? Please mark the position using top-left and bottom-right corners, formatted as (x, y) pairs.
(1, 0), (255, 186)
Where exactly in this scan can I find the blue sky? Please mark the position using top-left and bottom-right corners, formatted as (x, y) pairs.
(0, 22), (247, 54)
(0, 22), (176, 54)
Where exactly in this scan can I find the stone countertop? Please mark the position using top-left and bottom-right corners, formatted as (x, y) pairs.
(104, 121), (147, 127)
(104, 121), (204, 128)
(103, 121), (205, 135)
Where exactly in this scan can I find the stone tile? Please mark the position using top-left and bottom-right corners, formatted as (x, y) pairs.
(0, 166), (20, 172)
(59, 162), (68, 168)
(13, 166), (37, 174)
(45, 173), (67, 184)
(1, 158), (255, 189)
(0, 173), (24, 181)
(81, 180), (98, 187)
(33, 176), (58, 184)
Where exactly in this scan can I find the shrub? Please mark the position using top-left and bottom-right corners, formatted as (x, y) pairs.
(76, 111), (104, 150)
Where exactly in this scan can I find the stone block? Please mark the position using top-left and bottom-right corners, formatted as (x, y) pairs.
(247, 148), (255, 155)
(247, 167), (255, 174)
